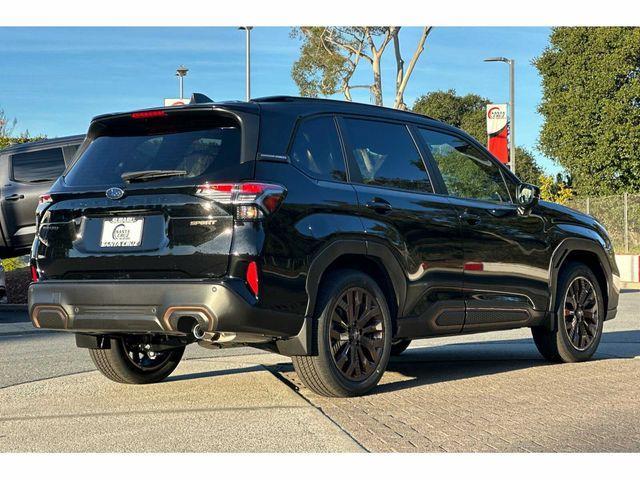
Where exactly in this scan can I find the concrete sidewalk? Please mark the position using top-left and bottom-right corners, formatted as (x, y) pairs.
(0, 354), (363, 452)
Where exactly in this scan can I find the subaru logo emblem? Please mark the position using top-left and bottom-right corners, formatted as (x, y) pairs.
(106, 187), (125, 200)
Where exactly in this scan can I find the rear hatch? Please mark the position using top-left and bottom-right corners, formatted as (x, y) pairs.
(36, 108), (254, 280)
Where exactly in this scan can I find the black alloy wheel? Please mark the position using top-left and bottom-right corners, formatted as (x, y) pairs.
(291, 269), (392, 397)
(328, 287), (385, 382)
(89, 335), (185, 384)
(563, 276), (600, 351)
(121, 337), (174, 371)
(531, 261), (604, 363)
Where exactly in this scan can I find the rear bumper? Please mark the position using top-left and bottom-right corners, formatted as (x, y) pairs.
(28, 279), (303, 339)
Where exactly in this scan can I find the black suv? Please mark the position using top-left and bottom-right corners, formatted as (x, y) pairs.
(28, 96), (619, 397)
(0, 135), (84, 256)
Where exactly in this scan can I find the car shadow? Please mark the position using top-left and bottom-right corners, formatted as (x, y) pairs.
(600, 328), (640, 345)
(165, 365), (264, 382)
(272, 329), (639, 396)
(373, 329), (639, 394)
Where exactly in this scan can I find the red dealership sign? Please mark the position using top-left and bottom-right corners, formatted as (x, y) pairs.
(164, 98), (189, 106)
(486, 104), (509, 164)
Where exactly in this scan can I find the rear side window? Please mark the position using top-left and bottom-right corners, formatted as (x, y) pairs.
(11, 147), (65, 183)
(341, 118), (433, 193)
(419, 128), (510, 203)
(289, 116), (346, 182)
(64, 120), (241, 187)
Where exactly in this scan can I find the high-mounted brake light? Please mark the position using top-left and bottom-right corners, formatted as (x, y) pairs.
(38, 194), (52, 205)
(196, 182), (286, 220)
(131, 110), (167, 119)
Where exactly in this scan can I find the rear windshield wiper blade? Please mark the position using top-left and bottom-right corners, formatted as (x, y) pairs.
(121, 170), (187, 183)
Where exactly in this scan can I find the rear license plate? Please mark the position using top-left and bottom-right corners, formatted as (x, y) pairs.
(100, 217), (144, 247)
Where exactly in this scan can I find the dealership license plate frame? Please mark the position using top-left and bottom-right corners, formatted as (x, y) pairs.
(100, 217), (145, 248)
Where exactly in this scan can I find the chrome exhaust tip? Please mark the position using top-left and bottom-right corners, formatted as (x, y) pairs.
(192, 323), (205, 340)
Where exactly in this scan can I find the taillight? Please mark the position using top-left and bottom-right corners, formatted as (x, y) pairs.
(38, 194), (52, 205)
(246, 261), (259, 297)
(131, 110), (167, 119)
(196, 182), (286, 220)
(31, 265), (39, 282)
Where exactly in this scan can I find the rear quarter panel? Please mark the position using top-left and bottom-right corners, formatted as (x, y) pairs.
(253, 161), (363, 316)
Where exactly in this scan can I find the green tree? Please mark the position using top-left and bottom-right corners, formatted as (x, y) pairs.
(291, 27), (432, 109)
(538, 174), (574, 204)
(0, 107), (45, 150)
(413, 89), (488, 144)
(0, 132), (44, 150)
(514, 146), (543, 185)
(412, 90), (543, 185)
(535, 27), (640, 196)
(0, 108), (17, 139)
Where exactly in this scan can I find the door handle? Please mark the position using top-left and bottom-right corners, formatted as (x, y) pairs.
(460, 211), (481, 225)
(486, 207), (516, 218)
(4, 194), (25, 201)
(365, 199), (393, 214)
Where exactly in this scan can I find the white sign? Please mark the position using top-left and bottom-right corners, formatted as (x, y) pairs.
(486, 104), (508, 135)
(164, 98), (190, 107)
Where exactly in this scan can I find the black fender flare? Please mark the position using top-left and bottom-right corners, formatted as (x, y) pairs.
(304, 239), (407, 318)
(276, 238), (407, 356)
(547, 237), (614, 328)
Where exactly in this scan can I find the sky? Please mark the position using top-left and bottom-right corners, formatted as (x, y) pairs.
(0, 26), (559, 174)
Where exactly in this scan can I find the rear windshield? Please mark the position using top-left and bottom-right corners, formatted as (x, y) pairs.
(64, 116), (241, 187)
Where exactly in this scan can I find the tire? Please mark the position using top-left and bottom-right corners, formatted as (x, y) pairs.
(292, 269), (392, 397)
(89, 336), (185, 384)
(532, 261), (604, 363)
(390, 339), (411, 356)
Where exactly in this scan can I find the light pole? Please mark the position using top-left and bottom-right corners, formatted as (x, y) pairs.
(484, 57), (515, 175)
(176, 65), (189, 99)
(239, 26), (253, 101)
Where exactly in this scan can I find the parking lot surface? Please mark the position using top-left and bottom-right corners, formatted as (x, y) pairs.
(1, 291), (639, 452)
(282, 336), (639, 452)
(279, 291), (640, 452)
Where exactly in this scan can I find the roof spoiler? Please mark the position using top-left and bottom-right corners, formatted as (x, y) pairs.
(190, 93), (214, 104)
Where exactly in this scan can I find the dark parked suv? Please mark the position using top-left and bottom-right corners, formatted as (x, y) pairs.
(0, 135), (84, 256)
(28, 96), (620, 397)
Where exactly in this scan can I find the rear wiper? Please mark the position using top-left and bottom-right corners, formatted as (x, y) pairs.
(121, 170), (187, 183)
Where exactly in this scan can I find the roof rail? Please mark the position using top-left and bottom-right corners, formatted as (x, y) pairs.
(190, 92), (214, 104)
(251, 95), (435, 121)
(251, 95), (323, 103)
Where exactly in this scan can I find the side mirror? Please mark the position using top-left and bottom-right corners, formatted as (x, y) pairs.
(516, 183), (540, 209)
